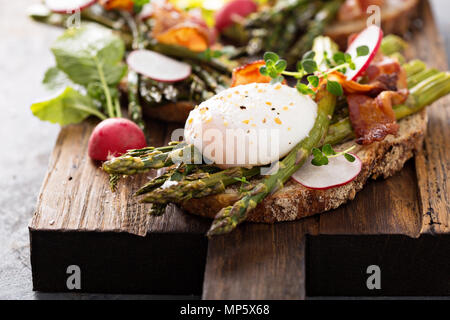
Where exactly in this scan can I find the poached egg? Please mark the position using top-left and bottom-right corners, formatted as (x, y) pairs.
(184, 83), (318, 168)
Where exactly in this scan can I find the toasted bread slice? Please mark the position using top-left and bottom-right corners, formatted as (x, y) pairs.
(325, 0), (419, 48)
(181, 110), (427, 222)
(143, 101), (195, 123)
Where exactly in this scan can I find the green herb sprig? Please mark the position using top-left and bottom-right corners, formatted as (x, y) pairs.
(259, 46), (369, 97)
(234, 176), (251, 193)
(311, 144), (356, 166)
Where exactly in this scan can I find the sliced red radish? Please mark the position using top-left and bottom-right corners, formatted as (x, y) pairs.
(127, 50), (191, 83)
(215, 0), (258, 32)
(45, 0), (97, 13)
(292, 153), (362, 190)
(344, 25), (383, 81)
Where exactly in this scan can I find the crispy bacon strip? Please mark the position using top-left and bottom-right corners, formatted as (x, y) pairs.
(150, 2), (210, 52)
(326, 55), (406, 96)
(348, 89), (408, 145)
(324, 55), (408, 144)
(231, 60), (273, 87)
(99, 0), (134, 11)
(365, 55), (408, 89)
(155, 23), (210, 52)
(320, 72), (388, 97)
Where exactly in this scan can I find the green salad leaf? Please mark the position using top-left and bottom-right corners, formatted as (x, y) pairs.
(51, 23), (126, 87)
(33, 23), (127, 125)
(31, 87), (106, 125)
(42, 67), (75, 92)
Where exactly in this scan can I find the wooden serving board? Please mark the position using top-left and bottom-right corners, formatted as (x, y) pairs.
(30, 0), (450, 298)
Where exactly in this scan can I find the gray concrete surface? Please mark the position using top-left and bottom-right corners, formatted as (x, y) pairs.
(0, 0), (448, 300)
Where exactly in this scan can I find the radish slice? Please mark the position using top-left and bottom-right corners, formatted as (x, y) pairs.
(344, 25), (383, 81)
(127, 50), (191, 83)
(292, 153), (362, 190)
(45, 0), (97, 13)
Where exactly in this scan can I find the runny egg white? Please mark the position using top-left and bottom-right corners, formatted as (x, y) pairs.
(184, 83), (318, 168)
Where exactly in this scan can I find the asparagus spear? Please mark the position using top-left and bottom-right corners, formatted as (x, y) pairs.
(403, 60), (427, 77)
(102, 144), (195, 175)
(141, 167), (260, 204)
(135, 170), (174, 196)
(275, 1), (320, 56)
(407, 68), (439, 88)
(192, 65), (226, 94)
(150, 42), (232, 75)
(144, 164), (198, 215)
(136, 162), (201, 196)
(127, 71), (146, 131)
(274, 14), (298, 56)
(207, 88), (336, 236)
(380, 35), (408, 56)
(287, 0), (343, 65)
(125, 144), (178, 157)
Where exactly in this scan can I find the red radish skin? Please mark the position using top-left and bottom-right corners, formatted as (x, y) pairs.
(127, 50), (192, 83)
(88, 118), (147, 161)
(291, 153), (362, 190)
(45, 0), (97, 13)
(344, 25), (383, 81)
(215, 0), (258, 32)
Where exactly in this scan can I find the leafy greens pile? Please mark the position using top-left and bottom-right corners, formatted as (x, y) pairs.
(31, 23), (127, 125)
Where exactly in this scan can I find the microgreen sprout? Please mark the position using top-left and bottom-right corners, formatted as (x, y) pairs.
(234, 176), (251, 193)
(199, 48), (224, 61)
(311, 144), (356, 166)
(259, 46), (369, 97)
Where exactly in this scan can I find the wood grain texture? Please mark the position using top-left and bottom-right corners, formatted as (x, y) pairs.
(410, 0), (450, 235)
(203, 218), (319, 300)
(30, 119), (208, 236)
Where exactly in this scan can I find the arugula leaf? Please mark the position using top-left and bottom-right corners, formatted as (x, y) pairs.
(31, 87), (106, 125)
(51, 24), (126, 87)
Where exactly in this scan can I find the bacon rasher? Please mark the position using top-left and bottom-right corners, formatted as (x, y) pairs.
(347, 89), (408, 144)
(231, 60), (274, 87)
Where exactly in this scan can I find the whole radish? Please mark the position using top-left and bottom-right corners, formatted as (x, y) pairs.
(215, 0), (258, 32)
(88, 118), (146, 161)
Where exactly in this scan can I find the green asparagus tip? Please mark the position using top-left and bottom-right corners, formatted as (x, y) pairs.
(207, 208), (236, 237)
(381, 34), (408, 56)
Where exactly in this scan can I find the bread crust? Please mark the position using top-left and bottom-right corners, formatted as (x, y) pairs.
(181, 110), (427, 222)
(325, 0), (419, 48)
